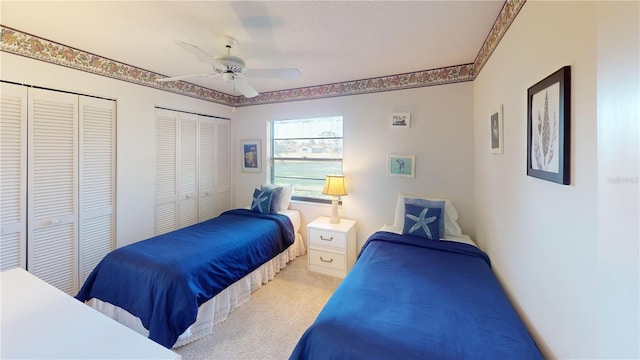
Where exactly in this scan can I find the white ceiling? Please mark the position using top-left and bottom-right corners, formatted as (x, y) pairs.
(1, 1), (504, 96)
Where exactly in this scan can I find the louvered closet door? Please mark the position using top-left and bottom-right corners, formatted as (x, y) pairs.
(78, 96), (115, 283)
(178, 112), (198, 227)
(214, 119), (231, 215)
(27, 88), (78, 295)
(155, 109), (178, 235)
(198, 117), (216, 222)
(0, 83), (27, 271)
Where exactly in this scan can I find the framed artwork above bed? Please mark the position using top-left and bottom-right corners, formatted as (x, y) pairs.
(241, 139), (261, 173)
(390, 112), (411, 129)
(388, 154), (415, 178)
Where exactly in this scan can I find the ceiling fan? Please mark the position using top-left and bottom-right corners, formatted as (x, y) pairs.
(156, 36), (301, 98)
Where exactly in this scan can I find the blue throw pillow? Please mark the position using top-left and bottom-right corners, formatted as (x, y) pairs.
(251, 188), (273, 214)
(402, 203), (442, 240)
(261, 185), (283, 214)
(405, 198), (445, 238)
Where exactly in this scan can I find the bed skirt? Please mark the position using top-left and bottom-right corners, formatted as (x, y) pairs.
(88, 232), (305, 348)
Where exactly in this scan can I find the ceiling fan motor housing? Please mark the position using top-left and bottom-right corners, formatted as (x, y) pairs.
(214, 55), (245, 74)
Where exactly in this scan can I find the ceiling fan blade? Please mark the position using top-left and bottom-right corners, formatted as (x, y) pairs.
(232, 78), (259, 98)
(247, 68), (301, 79)
(177, 41), (225, 69)
(156, 73), (213, 82)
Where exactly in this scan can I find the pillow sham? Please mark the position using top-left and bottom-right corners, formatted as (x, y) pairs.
(402, 204), (441, 240)
(405, 198), (445, 238)
(251, 188), (273, 214)
(261, 184), (293, 211)
(260, 185), (283, 214)
(393, 192), (463, 236)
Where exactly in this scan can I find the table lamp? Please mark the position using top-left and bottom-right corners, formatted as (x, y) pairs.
(322, 175), (347, 224)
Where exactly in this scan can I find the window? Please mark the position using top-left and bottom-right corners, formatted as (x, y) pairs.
(270, 116), (343, 202)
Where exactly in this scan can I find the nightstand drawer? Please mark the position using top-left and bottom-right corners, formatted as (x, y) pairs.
(309, 249), (346, 271)
(309, 228), (346, 249)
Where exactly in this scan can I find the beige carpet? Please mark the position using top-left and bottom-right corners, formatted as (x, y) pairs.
(174, 255), (342, 360)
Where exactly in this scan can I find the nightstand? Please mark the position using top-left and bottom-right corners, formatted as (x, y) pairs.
(307, 216), (357, 278)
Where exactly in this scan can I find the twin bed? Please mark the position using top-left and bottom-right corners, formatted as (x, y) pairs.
(77, 191), (304, 348)
(291, 193), (543, 359)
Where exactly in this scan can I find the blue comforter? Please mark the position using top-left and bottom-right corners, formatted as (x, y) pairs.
(76, 209), (295, 348)
(290, 231), (542, 359)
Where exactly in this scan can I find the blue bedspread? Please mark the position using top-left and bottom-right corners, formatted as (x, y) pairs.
(290, 231), (542, 359)
(76, 209), (294, 348)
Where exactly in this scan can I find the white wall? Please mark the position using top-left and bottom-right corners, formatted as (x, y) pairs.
(473, 1), (639, 358)
(232, 83), (474, 249)
(1, 52), (232, 248)
(595, 1), (639, 357)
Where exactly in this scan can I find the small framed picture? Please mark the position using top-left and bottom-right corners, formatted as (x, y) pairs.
(490, 105), (504, 154)
(390, 112), (411, 129)
(527, 66), (571, 185)
(241, 139), (261, 173)
(388, 154), (415, 178)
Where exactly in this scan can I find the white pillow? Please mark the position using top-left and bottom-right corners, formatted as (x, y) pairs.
(393, 192), (463, 236)
(261, 184), (293, 211)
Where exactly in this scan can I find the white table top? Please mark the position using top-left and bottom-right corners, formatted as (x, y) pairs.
(1, 268), (180, 359)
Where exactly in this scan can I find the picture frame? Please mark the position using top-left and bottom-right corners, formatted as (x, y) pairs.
(490, 104), (504, 154)
(527, 66), (571, 185)
(390, 112), (411, 129)
(241, 139), (261, 173)
(388, 154), (415, 178)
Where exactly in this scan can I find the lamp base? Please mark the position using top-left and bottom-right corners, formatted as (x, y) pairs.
(329, 197), (341, 224)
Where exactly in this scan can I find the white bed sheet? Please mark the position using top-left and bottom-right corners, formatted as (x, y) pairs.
(87, 210), (305, 348)
(279, 209), (300, 233)
(379, 224), (477, 247)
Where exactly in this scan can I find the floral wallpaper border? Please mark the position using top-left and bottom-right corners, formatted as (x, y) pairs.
(235, 64), (474, 106)
(0, 0), (524, 107)
(472, 0), (526, 75)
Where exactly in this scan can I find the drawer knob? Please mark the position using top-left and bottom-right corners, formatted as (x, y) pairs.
(320, 235), (334, 241)
(320, 256), (334, 263)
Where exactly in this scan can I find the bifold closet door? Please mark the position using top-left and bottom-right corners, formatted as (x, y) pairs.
(155, 109), (178, 235)
(0, 83), (27, 271)
(198, 117), (216, 222)
(155, 109), (200, 233)
(178, 112), (198, 228)
(214, 119), (230, 215)
(27, 88), (78, 295)
(155, 109), (230, 233)
(78, 96), (116, 283)
(2, 85), (115, 294)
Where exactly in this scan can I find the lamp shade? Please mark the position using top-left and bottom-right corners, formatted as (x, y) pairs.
(322, 175), (347, 196)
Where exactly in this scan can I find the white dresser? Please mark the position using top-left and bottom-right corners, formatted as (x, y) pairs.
(1, 268), (180, 359)
(307, 216), (357, 278)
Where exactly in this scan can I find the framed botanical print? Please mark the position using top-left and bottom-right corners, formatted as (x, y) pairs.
(527, 66), (571, 185)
